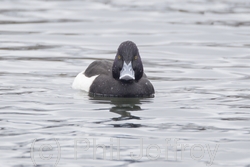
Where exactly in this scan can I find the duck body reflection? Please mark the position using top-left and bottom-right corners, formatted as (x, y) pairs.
(90, 97), (153, 128)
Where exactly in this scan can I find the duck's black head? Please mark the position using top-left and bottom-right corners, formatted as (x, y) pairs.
(112, 41), (143, 82)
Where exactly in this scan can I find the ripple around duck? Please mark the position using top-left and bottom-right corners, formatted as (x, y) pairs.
(0, 19), (85, 25)
(0, 44), (59, 51)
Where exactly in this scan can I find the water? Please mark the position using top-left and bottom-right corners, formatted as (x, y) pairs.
(1, 0), (250, 166)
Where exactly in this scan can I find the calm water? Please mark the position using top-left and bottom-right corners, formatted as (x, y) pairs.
(1, 0), (250, 166)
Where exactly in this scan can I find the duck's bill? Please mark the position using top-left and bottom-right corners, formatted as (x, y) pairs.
(119, 62), (135, 80)
(120, 74), (135, 80)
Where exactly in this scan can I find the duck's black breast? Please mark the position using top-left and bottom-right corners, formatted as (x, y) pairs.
(86, 60), (155, 97)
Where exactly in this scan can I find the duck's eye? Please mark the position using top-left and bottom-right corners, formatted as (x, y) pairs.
(118, 55), (121, 59)
(134, 55), (138, 60)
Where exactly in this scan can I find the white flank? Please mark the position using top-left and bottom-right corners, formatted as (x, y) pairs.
(72, 71), (98, 92)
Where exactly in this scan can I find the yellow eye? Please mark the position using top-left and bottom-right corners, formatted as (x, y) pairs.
(118, 55), (121, 59)
(134, 55), (138, 60)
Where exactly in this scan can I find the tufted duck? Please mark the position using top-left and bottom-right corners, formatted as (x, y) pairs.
(72, 41), (155, 97)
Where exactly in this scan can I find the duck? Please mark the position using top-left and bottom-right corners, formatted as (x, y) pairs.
(72, 41), (155, 97)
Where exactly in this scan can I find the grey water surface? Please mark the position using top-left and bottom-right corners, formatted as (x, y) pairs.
(0, 0), (250, 167)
